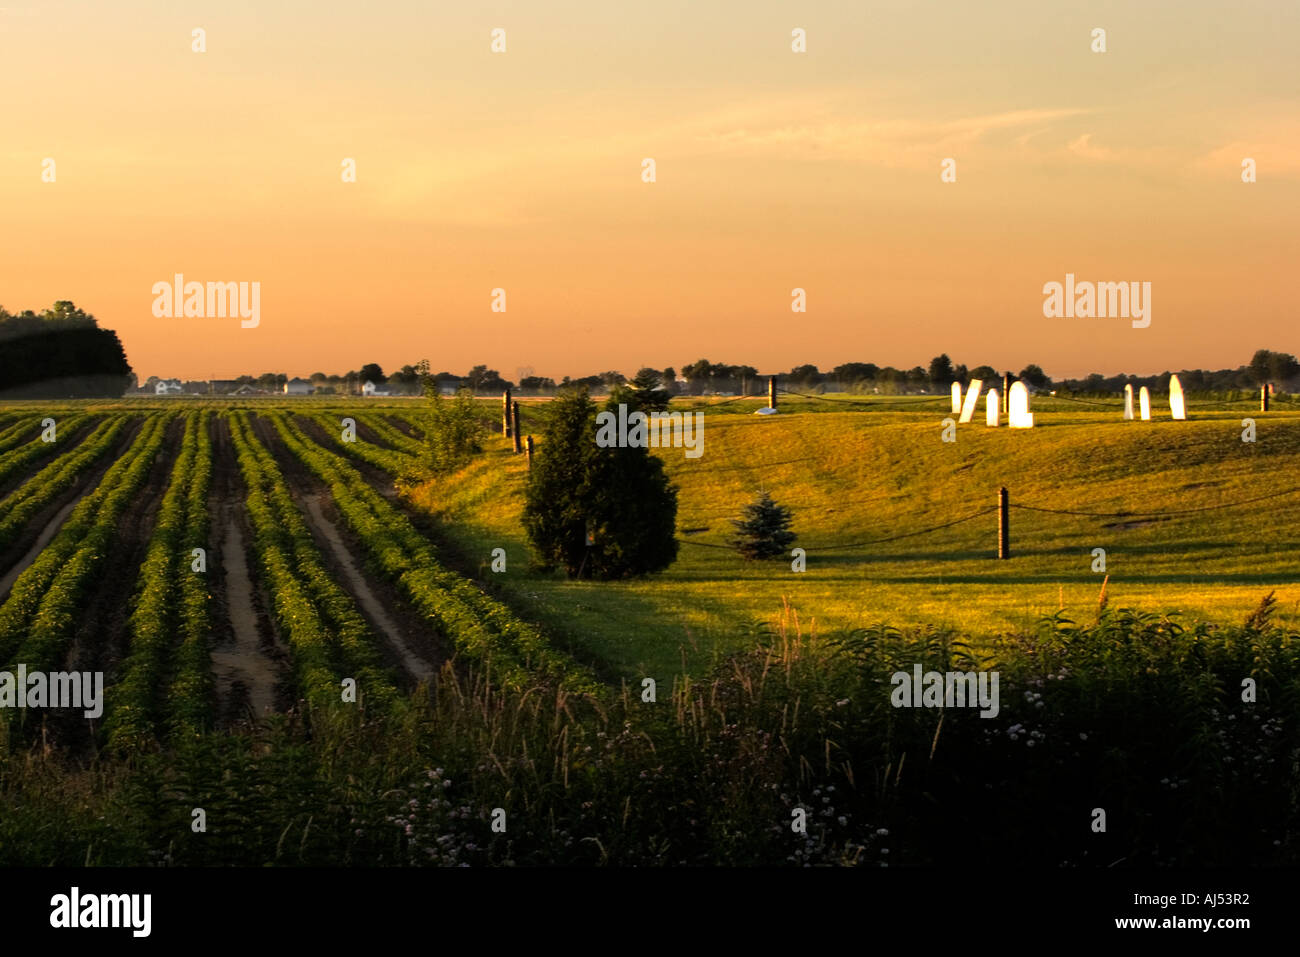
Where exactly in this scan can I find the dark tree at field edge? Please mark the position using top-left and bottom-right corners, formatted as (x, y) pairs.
(0, 301), (133, 398)
(523, 387), (679, 580)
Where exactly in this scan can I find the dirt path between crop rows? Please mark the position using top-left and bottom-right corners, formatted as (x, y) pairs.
(251, 413), (444, 685)
(209, 505), (283, 720)
(0, 497), (80, 600)
(302, 495), (434, 682)
(208, 415), (288, 724)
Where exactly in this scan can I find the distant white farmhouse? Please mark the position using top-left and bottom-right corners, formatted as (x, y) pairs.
(362, 380), (391, 397)
(155, 378), (183, 395)
(283, 377), (312, 395)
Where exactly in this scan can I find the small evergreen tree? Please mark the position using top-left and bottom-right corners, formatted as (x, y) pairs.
(625, 368), (673, 411)
(730, 492), (796, 560)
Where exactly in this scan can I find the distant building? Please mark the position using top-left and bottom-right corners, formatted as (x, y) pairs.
(231, 383), (259, 396)
(209, 379), (238, 394)
(362, 380), (391, 397)
(155, 378), (183, 395)
(284, 377), (312, 395)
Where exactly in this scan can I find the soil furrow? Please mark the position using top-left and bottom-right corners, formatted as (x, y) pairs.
(249, 413), (444, 685)
(207, 414), (290, 724)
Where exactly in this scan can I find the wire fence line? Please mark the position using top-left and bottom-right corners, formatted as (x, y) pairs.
(675, 455), (811, 474)
(1012, 484), (1300, 519)
(1046, 393), (1117, 409)
(676, 484), (1300, 554)
(776, 387), (942, 409)
(680, 392), (766, 407)
(678, 490), (901, 517)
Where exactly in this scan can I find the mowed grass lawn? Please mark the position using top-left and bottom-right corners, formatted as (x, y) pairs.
(410, 395), (1300, 679)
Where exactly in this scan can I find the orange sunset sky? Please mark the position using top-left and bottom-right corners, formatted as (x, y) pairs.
(2, 1), (1297, 382)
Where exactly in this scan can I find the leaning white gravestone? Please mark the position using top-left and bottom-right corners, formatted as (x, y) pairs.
(1008, 381), (1034, 428)
(1123, 383), (1134, 421)
(958, 379), (983, 424)
(986, 389), (1000, 427)
(1139, 386), (1151, 420)
(1169, 374), (1186, 420)
(951, 382), (962, 414)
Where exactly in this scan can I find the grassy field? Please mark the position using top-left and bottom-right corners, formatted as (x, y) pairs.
(407, 393), (1300, 678)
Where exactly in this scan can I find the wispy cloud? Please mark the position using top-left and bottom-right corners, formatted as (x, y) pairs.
(694, 105), (1094, 167)
(1066, 133), (1119, 162)
(1195, 133), (1300, 177)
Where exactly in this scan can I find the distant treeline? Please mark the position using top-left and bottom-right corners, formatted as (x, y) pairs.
(760, 351), (1300, 396)
(152, 351), (1300, 398)
(415, 350), (1298, 397)
(0, 302), (133, 399)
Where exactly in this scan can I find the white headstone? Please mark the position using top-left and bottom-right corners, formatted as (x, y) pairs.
(986, 389), (1000, 427)
(1008, 381), (1034, 428)
(1123, 383), (1134, 421)
(1139, 386), (1151, 420)
(958, 379), (983, 424)
(1169, 374), (1186, 420)
(951, 382), (962, 414)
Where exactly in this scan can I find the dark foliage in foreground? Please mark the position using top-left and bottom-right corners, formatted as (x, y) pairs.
(1, 601), (1296, 866)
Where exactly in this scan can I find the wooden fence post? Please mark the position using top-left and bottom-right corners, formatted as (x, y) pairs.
(768, 376), (777, 410)
(512, 402), (522, 453)
(525, 435), (534, 469)
(998, 487), (1010, 559)
(502, 389), (512, 437)
(1262, 385), (1270, 412)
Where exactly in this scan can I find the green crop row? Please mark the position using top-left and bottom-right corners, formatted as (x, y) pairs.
(267, 411), (598, 693)
(354, 413), (425, 457)
(303, 411), (416, 477)
(107, 412), (214, 751)
(0, 417), (40, 454)
(0, 414), (172, 686)
(0, 409), (39, 434)
(0, 413), (96, 491)
(228, 412), (397, 711)
(380, 412), (426, 443)
(0, 416), (128, 556)
(382, 410), (442, 442)
(165, 411), (215, 741)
